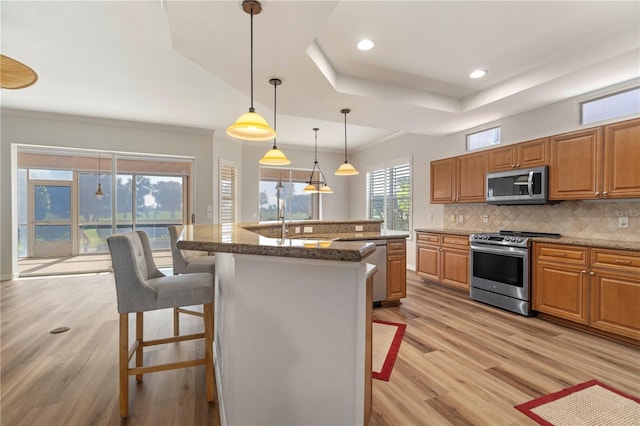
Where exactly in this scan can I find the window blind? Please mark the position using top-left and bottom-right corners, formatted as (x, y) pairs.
(220, 164), (238, 224)
(366, 162), (411, 232)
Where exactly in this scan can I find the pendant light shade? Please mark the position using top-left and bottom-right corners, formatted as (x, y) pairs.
(303, 128), (333, 194)
(226, 1), (276, 141)
(335, 108), (359, 176)
(259, 78), (290, 165)
(0, 54), (38, 89)
(95, 154), (104, 200)
(227, 111), (276, 141)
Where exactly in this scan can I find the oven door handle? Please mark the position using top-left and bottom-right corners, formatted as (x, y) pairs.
(470, 244), (528, 257)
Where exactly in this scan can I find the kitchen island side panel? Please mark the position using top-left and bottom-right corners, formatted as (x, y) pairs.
(214, 253), (369, 426)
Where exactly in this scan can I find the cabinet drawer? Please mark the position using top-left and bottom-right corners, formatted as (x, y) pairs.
(590, 248), (640, 273)
(417, 232), (440, 245)
(535, 243), (588, 265)
(442, 234), (469, 248)
(387, 239), (406, 253)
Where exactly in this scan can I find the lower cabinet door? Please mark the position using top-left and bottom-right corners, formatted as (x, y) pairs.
(590, 270), (640, 340)
(387, 254), (407, 300)
(534, 262), (589, 324)
(440, 247), (469, 291)
(416, 244), (439, 281)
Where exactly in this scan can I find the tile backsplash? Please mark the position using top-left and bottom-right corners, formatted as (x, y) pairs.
(444, 201), (640, 241)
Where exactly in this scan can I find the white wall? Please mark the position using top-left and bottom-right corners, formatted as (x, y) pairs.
(0, 109), (219, 279)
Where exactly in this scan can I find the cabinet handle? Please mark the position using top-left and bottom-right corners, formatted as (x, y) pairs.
(615, 259), (632, 264)
(595, 191), (600, 197)
(580, 270), (586, 274)
(589, 271), (595, 276)
(515, 163), (520, 168)
(511, 164), (516, 168)
(602, 191), (608, 198)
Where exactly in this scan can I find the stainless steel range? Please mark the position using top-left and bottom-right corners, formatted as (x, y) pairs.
(469, 230), (560, 316)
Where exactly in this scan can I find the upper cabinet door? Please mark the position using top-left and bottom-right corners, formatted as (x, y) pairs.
(457, 151), (487, 203)
(517, 137), (549, 169)
(602, 118), (640, 199)
(549, 128), (603, 200)
(488, 146), (516, 172)
(489, 138), (549, 172)
(431, 158), (456, 203)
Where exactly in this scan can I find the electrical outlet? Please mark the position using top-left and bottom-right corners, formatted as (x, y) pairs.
(458, 215), (464, 223)
(483, 215), (488, 223)
(619, 217), (629, 228)
(304, 226), (313, 233)
(295, 226), (301, 234)
(450, 215), (456, 222)
(428, 213), (433, 222)
(355, 225), (364, 232)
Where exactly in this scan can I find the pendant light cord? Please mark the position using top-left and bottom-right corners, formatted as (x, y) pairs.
(272, 78), (277, 148)
(343, 110), (348, 163)
(249, 5), (255, 113)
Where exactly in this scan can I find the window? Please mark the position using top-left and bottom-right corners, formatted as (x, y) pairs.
(220, 162), (238, 225)
(581, 87), (640, 125)
(259, 168), (318, 222)
(366, 158), (411, 232)
(17, 148), (192, 257)
(466, 127), (501, 151)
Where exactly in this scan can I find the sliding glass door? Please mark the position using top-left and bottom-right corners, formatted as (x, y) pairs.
(29, 180), (73, 257)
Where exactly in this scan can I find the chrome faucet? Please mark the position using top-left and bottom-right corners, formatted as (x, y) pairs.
(280, 201), (288, 243)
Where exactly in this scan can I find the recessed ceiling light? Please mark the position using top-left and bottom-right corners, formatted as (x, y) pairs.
(357, 39), (375, 51)
(469, 69), (488, 79)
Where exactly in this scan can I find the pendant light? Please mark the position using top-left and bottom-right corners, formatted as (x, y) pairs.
(303, 128), (333, 194)
(95, 154), (104, 200)
(0, 54), (38, 89)
(259, 78), (290, 165)
(334, 108), (359, 175)
(226, 1), (276, 141)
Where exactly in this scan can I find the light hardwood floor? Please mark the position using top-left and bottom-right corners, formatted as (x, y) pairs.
(1, 271), (638, 425)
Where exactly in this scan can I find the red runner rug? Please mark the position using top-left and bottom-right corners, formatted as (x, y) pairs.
(515, 379), (640, 425)
(372, 320), (406, 381)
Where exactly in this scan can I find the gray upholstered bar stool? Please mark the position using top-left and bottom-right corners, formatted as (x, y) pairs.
(168, 225), (216, 336)
(107, 231), (215, 418)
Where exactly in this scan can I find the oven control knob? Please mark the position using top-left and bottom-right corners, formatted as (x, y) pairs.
(516, 237), (523, 242)
(483, 234), (489, 239)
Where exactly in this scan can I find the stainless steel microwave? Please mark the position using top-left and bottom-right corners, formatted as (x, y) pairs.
(486, 166), (548, 205)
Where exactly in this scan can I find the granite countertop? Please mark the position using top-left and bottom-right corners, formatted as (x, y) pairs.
(414, 228), (640, 251)
(177, 224), (380, 262)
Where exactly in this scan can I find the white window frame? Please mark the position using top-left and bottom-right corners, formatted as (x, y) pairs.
(466, 126), (501, 151)
(580, 87), (640, 125)
(365, 155), (413, 234)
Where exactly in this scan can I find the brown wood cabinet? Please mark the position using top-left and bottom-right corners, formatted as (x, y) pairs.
(602, 118), (640, 199)
(489, 137), (549, 172)
(386, 239), (407, 301)
(416, 232), (470, 292)
(549, 118), (640, 200)
(533, 242), (640, 342)
(430, 158), (456, 203)
(533, 244), (589, 324)
(431, 152), (487, 203)
(589, 248), (640, 340)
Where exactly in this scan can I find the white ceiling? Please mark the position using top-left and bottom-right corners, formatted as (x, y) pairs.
(1, 1), (639, 151)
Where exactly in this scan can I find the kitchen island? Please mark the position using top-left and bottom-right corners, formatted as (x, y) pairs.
(177, 222), (383, 426)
